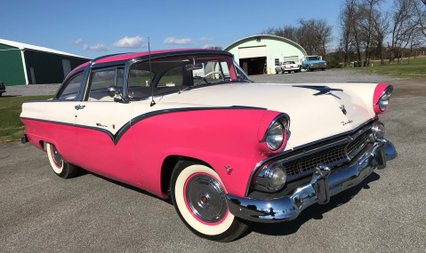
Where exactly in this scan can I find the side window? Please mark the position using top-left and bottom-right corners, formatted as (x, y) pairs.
(203, 61), (225, 83)
(88, 68), (123, 102)
(234, 61), (250, 82)
(57, 72), (84, 101)
(219, 61), (230, 79)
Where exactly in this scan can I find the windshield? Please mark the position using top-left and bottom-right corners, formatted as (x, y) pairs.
(307, 56), (321, 61)
(127, 55), (250, 100)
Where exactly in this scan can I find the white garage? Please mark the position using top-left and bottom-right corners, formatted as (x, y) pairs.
(225, 34), (307, 75)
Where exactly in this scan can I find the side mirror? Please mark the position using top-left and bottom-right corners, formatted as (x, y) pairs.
(107, 86), (120, 97)
(107, 86), (124, 102)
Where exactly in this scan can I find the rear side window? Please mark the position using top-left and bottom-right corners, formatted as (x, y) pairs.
(57, 72), (84, 101)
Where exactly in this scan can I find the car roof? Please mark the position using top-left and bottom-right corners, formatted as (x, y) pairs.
(70, 49), (232, 74)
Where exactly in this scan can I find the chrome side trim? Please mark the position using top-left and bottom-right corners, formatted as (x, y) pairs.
(226, 140), (388, 223)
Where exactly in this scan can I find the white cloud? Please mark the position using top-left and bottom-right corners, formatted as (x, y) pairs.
(73, 38), (84, 45)
(83, 43), (109, 52)
(113, 36), (144, 48)
(163, 37), (192, 45)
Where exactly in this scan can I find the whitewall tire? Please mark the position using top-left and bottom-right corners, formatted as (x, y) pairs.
(46, 143), (79, 178)
(171, 161), (248, 242)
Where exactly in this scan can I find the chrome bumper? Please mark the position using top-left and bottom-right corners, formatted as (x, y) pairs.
(225, 140), (396, 223)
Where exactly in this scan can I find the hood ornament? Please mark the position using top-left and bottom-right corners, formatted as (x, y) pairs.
(340, 105), (347, 115)
(293, 85), (343, 99)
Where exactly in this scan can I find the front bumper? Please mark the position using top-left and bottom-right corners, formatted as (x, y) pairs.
(225, 139), (396, 223)
(282, 66), (300, 71)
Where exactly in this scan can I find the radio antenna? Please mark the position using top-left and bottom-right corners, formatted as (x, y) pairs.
(148, 37), (156, 107)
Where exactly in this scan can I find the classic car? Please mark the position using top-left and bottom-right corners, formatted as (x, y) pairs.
(20, 49), (396, 242)
(280, 60), (300, 73)
(0, 81), (6, 96)
(302, 55), (327, 71)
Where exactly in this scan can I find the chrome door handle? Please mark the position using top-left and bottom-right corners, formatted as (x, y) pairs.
(96, 123), (107, 128)
(74, 104), (86, 110)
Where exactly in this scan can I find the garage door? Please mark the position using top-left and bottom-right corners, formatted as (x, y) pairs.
(238, 46), (267, 59)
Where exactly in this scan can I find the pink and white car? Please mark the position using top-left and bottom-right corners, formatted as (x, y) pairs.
(20, 49), (396, 241)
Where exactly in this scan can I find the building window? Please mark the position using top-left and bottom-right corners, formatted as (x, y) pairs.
(275, 58), (280, 66)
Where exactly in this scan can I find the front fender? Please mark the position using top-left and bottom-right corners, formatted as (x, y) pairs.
(126, 108), (282, 197)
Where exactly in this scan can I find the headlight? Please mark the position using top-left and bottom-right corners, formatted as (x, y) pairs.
(378, 86), (393, 112)
(254, 162), (287, 192)
(263, 115), (290, 151)
(374, 84), (393, 114)
(265, 121), (284, 150)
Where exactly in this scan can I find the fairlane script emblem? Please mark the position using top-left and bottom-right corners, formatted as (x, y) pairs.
(341, 120), (353, 126)
(340, 105), (347, 115)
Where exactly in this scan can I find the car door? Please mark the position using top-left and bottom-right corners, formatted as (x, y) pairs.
(73, 67), (134, 183)
(43, 71), (86, 165)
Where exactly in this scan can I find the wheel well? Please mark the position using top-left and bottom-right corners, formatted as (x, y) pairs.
(160, 156), (209, 197)
(39, 140), (46, 151)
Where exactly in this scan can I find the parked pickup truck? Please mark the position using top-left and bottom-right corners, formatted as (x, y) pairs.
(302, 55), (327, 71)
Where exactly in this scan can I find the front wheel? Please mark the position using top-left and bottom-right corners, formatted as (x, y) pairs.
(46, 143), (80, 178)
(171, 161), (248, 241)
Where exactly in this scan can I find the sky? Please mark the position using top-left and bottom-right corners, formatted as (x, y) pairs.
(0, 0), (393, 59)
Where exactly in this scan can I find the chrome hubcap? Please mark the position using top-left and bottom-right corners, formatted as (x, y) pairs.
(51, 145), (63, 168)
(185, 174), (227, 223)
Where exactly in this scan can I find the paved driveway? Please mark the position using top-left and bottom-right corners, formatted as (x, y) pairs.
(1, 72), (425, 252)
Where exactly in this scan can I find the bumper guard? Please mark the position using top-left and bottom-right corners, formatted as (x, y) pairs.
(225, 140), (396, 223)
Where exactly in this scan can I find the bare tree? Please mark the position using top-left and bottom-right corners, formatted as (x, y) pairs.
(389, 0), (420, 62)
(340, 0), (364, 67)
(263, 26), (299, 42)
(263, 19), (332, 56)
(340, 0), (357, 66)
(371, 10), (389, 64)
(358, 0), (384, 66)
(413, 0), (426, 38)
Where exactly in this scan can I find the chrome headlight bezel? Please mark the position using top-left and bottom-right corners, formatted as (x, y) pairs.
(377, 85), (393, 112)
(253, 162), (288, 192)
(262, 114), (290, 152)
(372, 121), (385, 140)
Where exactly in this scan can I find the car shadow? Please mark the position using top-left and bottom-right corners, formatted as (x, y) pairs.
(77, 168), (380, 238)
(248, 172), (380, 236)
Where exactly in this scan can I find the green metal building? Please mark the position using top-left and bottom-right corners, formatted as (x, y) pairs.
(225, 34), (307, 75)
(0, 39), (89, 85)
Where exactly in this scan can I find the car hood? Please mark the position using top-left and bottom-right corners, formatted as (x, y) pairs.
(157, 83), (374, 150)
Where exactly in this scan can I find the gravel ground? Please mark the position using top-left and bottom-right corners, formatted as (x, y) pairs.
(250, 69), (401, 84)
(1, 70), (425, 252)
(3, 83), (60, 97)
(3, 69), (401, 97)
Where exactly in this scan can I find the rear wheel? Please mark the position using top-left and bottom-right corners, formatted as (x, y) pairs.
(46, 143), (79, 178)
(170, 161), (248, 241)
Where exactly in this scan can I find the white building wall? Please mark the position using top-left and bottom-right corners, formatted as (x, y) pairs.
(226, 35), (307, 74)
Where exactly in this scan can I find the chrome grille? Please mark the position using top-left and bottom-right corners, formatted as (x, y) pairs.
(285, 129), (373, 180)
